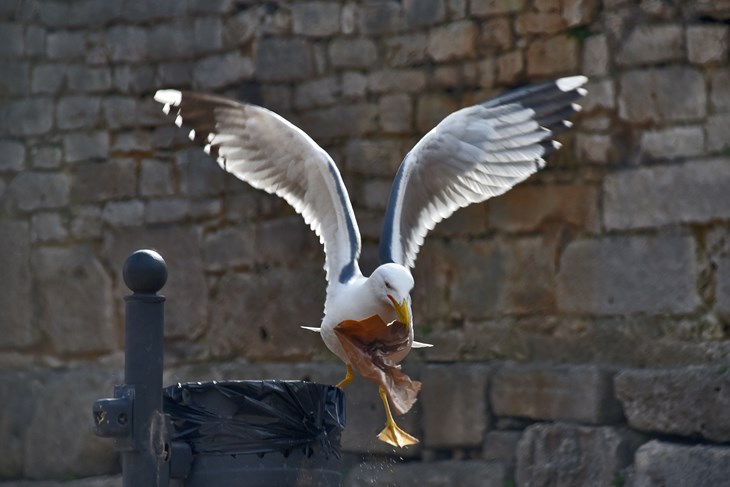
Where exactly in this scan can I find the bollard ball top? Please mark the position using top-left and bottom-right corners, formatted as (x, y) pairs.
(123, 249), (167, 294)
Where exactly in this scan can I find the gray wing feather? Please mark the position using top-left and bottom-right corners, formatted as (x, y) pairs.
(379, 76), (587, 268)
(155, 90), (362, 285)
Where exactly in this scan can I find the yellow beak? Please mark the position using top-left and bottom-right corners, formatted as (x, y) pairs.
(388, 295), (411, 330)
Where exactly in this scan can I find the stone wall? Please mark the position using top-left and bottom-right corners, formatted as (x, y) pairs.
(2, 0), (730, 484)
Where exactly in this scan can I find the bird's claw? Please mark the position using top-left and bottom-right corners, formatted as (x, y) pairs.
(377, 420), (419, 448)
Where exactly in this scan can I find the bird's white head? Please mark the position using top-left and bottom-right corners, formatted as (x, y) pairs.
(370, 263), (414, 328)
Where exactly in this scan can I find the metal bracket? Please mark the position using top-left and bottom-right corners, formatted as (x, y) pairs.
(93, 385), (135, 451)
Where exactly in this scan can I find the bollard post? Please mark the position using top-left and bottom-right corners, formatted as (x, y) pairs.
(94, 249), (171, 487)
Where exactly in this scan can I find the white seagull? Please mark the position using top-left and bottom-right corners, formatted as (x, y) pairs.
(154, 75), (587, 447)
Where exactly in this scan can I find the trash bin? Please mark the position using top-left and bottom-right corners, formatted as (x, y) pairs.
(164, 380), (346, 487)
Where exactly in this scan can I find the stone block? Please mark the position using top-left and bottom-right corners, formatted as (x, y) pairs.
(516, 423), (645, 487)
(445, 240), (504, 318)
(497, 50), (524, 84)
(328, 38), (377, 69)
(72, 159), (136, 203)
(527, 35), (579, 76)
(103, 226), (207, 339)
(193, 52), (254, 90)
(616, 24), (683, 66)
(254, 216), (318, 265)
(447, 0), (467, 18)
(706, 113), (730, 152)
(292, 2), (341, 36)
(294, 77), (341, 110)
(111, 130), (151, 153)
(189, 0), (231, 13)
(66, 66), (112, 93)
(471, 0), (526, 16)
(346, 460), (510, 487)
(25, 25), (45, 57)
(8, 172), (70, 211)
(0, 22), (23, 58)
(0, 140), (25, 171)
(615, 367), (730, 442)
(687, 25), (729, 65)
(640, 126), (704, 159)
(177, 148), (227, 196)
(633, 440), (730, 487)
(491, 364), (623, 423)
(139, 159), (174, 197)
(223, 9), (259, 47)
(583, 34), (609, 76)
(603, 158), (730, 229)
(63, 131), (110, 163)
(255, 38), (312, 81)
(103, 97), (137, 130)
(57, 96), (101, 130)
(481, 17), (513, 53)
(562, 0), (598, 25)
(0, 61), (28, 96)
(575, 132), (614, 164)
(31, 63), (66, 94)
(106, 25), (146, 62)
(710, 68), (730, 111)
(483, 430), (522, 465)
(618, 67), (706, 123)
(378, 94), (413, 134)
(206, 266), (325, 360)
(22, 367), (121, 479)
(385, 33), (428, 67)
(403, 0), (445, 27)
(47, 30), (85, 60)
(202, 226), (255, 271)
(37, 0), (122, 27)
(0, 98), (54, 136)
(499, 236), (557, 314)
(71, 205), (102, 238)
(342, 71), (367, 99)
(147, 24), (193, 61)
(368, 69), (427, 94)
(416, 93), (459, 131)
(32, 246), (116, 353)
(101, 200), (144, 226)
(356, 1), (404, 35)
(145, 198), (189, 224)
(420, 364), (491, 447)
(490, 183), (600, 233)
(31, 212), (67, 242)
(582, 79), (615, 112)
(345, 138), (404, 177)
(427, 21), (477, 61)
(516, 12), (565, 35)
(0, 221), (36, 348)
(157, 61), (193, 87)
(296, 104), (378, 140)
(557, 233), (700, 314)
(193, 16), (223, 53)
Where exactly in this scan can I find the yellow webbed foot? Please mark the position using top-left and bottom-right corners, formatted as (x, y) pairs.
(336, 364), (354, 389)
(377, 419), (419, 447)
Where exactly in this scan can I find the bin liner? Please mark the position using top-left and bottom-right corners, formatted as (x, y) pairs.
(163, 380), (345, 458)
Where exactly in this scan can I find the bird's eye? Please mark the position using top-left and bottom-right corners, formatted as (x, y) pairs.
(385, 281), (392, 289)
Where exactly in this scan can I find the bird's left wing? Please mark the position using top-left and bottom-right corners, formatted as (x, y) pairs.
(154, 90), (362, 285)
(379, 76), (587, 269)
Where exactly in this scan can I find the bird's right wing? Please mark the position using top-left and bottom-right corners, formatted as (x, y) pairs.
(379, 76), (587, 269)
(154, 90), (362, 286)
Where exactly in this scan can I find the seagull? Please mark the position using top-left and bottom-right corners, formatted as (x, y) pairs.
(154, 75), (587, 447)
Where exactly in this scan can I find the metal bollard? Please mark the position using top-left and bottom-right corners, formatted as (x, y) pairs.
(93, 249), (181, 487)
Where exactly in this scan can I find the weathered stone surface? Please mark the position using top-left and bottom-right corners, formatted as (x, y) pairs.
(294, 76), (340, 109)
(0, 221), (36, 348)
(618, 67), (706, 123)
(32, 246), (116, 353)
(329, 38), (377, 69)
(111, 130), (151, 153)
(378, 94), (413, 133)
(206, 266), (325, 360)
(0, 61), (28, 96)
(710, 68), (730, 111)
(0, 476), (122, 487)
(633, 440), (730, 487)
(139, 159), (174, 197)
(416, 93), (458, 131)
(31, 63), (66, 94)
(0, 22), (23, 58)
(66, 66), (111, 93)
(103, 97), (137, 130)
(8, 172), (70, 211)
(427, 20), (477, 61)
(403, 0), (445, 27)
(481, 17), (513, 52)
(562, 0), (598, 25)
(202, 226), (254, 271)
(471, 0), (526, 16)
(176, 148), (227, 197)
(101, 200), (144, 226)
(56, 96), (101, 130)
(47, 30), (85, 60)
(0, 98), (54, 136)
(499, 236), (556, 314)
(483, 430), (522, 465)
(640, 126), (705, 159)
(297, 104), (377, 139)
(582, 79), (615, 112)
(527, 35), (578, 76)
(446, 240), (504, 318)
(385, 33), (428, 67)
(345, 138), (404, 177)
(0, 140), (25, 171)
(516, 11), (565, 35)
(615, 367), (730, 442)
(147, 24), (193, 61)
(23, 368), (121, 479)
(575, 132), (614, 164)
(490, 183), (600, 233)
(497, 50), (524, 84)
(37, 0), (122, 27)
(583, 33), (609, 76)
(193, 52), (254, 90)
(31, 212), (67, 242)
(292, 2), (341, 36)
(491, 364), (623, 423)
(616, 24), (683, 66)
(255, 38), (312, 81)
(603, 158), (730, 229)
(72, 159), (136, 203)
(556, 234), (700, 314)
(357, 1), (404, 35)
(254, 216), (317, 265)
(687, 25), (729, 65)
(368, 69), (426, 93)
(104, 226), (207, 339)
(420, 364), (491, 447)
(346, 460), (510, 487)
(106, 25), (146, 62)
(706, 113), (730, 152)
(70, 205), (102, 238)
(342, 71), (367, 99)
(145, 198), (189, 224)
(63, 131), (110, 163)
(516, 423), (645, 487)
(193, 16), (222, 53)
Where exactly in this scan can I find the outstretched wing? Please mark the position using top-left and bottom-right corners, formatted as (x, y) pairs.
(379, 76), (587, 268)
(155, 90), (362, 285)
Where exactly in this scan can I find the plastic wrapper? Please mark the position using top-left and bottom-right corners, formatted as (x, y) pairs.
(335, 315), (422, 415)
(163, 380), (345, 458)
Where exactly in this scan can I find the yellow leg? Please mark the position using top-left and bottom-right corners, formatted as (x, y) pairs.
(336, 364), (355, 389)
(376, 386), (419, 447)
